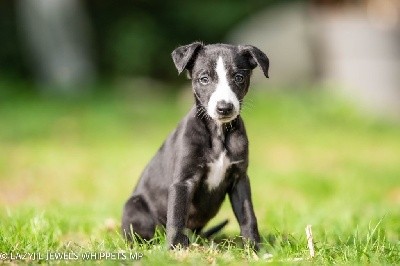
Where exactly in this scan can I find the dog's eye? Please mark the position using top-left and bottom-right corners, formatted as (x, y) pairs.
(199, 76), (210, 85)
(234, 74), (244, 83)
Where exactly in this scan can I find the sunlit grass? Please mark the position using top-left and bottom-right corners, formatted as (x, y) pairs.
(0, 84), (399, 264)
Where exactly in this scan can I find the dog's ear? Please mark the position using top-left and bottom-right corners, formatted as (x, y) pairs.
(239, 45), (269, 78)
(172, 42), (203, 75)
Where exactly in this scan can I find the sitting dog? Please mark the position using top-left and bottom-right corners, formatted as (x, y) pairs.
(122, 42), (269, 249)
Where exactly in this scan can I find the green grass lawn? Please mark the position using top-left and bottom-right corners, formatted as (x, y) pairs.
(0, 84), (399, 264)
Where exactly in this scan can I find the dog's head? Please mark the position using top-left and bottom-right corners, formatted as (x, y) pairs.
(172, 42), (269, 124)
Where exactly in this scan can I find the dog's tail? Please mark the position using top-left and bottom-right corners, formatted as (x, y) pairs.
(201, 219), (229, 238)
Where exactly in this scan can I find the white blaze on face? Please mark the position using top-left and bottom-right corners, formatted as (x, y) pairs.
(207, 56), (240, 122)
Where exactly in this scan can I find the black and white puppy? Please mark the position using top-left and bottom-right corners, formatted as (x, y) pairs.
(122, 42), (269, 249)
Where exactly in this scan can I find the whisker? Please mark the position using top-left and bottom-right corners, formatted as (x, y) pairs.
(239, 98), (255, 111)
(201, 110), (207, 120)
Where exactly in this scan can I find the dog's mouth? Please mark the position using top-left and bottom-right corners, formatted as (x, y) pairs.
(214, 113), (238, 123)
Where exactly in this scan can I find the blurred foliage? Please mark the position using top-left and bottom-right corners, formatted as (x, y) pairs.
(0, 0), (306, 86)
(0, 2), (30, 79)
(89, 0), (270, 80)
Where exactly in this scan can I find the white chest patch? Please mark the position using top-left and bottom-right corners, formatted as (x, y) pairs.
(206, 151), (232, 190)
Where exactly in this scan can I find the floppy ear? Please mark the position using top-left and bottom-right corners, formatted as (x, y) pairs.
(239, 45), (269, 78)
(171, 42), (203, 75)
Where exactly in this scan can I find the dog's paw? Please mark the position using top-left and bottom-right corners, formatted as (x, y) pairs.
(168, 231), (189, 250)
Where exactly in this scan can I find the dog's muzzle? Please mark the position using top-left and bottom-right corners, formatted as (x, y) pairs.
(214, 100), (237, 122)
(216, 101), (234, 116)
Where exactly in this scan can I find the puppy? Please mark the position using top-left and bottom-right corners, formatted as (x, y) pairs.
(122, 42), (269, 249)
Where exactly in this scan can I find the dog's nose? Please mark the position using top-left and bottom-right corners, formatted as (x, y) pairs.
(216, 101), (234, 116)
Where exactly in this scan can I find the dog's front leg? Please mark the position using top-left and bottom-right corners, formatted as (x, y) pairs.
(229, 175), (261, 250)
(166, 181), (194, 249)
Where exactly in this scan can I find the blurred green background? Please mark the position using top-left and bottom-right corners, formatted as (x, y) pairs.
(0, 0), (275, 86)
(0, 0), (399, 263)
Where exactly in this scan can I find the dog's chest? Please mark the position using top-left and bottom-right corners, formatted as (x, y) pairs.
(206, 151), (232, 190)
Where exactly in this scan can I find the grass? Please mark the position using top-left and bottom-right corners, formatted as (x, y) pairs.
(0, 82), (399, 264)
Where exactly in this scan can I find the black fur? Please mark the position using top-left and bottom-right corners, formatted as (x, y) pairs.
(122, 43), (269, 250)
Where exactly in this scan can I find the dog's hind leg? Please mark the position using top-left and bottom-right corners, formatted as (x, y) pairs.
(121, 195), (156, 241)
